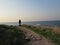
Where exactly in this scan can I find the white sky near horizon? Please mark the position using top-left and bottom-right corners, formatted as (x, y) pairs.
(0, 0), (60, 22)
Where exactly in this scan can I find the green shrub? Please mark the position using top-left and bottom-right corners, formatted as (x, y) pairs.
(0, 25), (28, 45)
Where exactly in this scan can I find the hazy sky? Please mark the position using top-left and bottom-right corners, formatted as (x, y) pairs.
(0, 0), (60, 22)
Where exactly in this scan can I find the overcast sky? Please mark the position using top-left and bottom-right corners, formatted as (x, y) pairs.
(0, 0), (60, 22)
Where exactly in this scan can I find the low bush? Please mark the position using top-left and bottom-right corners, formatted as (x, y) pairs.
(0, 25), (28, 45)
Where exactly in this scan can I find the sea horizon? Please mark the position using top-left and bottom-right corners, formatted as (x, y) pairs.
(0, 20), (60, 26)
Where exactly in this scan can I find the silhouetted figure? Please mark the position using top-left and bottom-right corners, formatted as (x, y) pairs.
(19, 19), (21, 26)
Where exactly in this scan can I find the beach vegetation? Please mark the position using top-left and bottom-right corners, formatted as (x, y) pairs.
(0, 25), (29, 45)
(22, 24), (60, 45)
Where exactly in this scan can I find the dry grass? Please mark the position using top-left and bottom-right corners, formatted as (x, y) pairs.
(36, 26), (60, 34)
(52, 27), (60, 34)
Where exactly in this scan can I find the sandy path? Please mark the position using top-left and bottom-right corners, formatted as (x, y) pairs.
(17, 26), (55, 45)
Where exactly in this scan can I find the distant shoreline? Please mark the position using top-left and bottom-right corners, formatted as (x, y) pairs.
(0, 21), (60, 27)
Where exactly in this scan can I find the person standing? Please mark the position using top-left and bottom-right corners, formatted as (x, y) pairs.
(19, 19), (21, 26)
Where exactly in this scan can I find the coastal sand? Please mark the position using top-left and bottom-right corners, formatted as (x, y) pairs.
(17, 26), (56, 45)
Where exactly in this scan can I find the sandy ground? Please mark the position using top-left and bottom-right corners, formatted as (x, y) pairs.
(17, 26), (56, 45)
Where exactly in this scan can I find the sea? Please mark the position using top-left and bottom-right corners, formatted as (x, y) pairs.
(0, 21), (60, 26)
